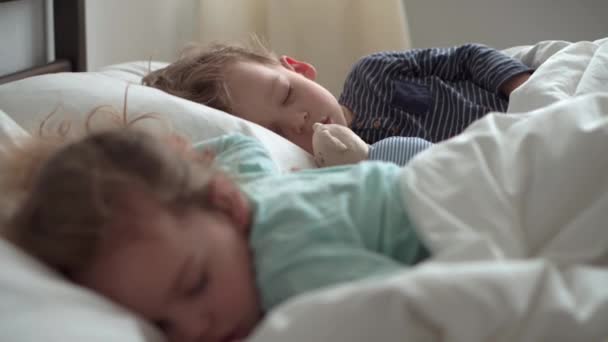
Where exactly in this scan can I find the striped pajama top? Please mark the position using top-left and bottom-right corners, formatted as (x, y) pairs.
(339, 44), (532, 144)
(368, 137), (432, 166)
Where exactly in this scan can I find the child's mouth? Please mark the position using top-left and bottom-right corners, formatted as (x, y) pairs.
(321, 116), (332, 124)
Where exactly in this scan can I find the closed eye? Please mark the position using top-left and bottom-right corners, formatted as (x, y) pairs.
(270, 125), (284, 136)
(186, 271), (208, 297)
(154, 319), (171, 333)
(282, 84), (294, 106)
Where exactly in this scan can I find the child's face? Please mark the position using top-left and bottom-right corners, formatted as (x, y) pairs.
(225, 57), (349, 154)
(75, 177), (260, 342)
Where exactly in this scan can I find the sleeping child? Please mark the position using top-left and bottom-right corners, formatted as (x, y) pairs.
(143, 40), (532, 154)
(3, 128), (430, 342)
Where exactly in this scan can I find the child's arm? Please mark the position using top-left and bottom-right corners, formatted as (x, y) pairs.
(354, 44), (533, 98)
(256, 245), (408, 311)
(193, 134), (279, 177)
(498, 72), (531, 97)
(368, 137), (433, 166)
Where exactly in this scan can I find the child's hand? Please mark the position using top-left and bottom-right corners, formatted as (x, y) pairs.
(165, 134), (215, 164)
(500, 72), (532, 97)
(197, 148), (216, 164)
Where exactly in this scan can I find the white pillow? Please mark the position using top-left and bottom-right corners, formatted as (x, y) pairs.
(0, 109), (29, 223)
(0, 63), (314, 342)
(0, 108), (28, 153)
(0, 61), (316, 172)
(0, 109), (163, 341)
(0, 237), (164, 342)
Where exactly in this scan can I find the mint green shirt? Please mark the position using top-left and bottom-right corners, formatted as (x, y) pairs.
(195, 135), (429, 311)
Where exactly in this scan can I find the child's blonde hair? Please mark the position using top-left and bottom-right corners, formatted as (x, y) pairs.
(3, 128), (217, 278)
(142, 38), (279, 113)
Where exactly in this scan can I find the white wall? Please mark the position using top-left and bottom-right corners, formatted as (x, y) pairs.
(0, 0), (46, 75)
(83, 0), (608, 71)
(404, 0), (608, 49)
(11, 0), (602, 72)
(84, 0), (199, 71)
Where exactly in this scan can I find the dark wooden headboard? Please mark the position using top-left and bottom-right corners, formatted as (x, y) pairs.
(0, 0), (86, 85)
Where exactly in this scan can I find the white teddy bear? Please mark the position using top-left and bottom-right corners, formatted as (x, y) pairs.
(311, 122), (432, 168)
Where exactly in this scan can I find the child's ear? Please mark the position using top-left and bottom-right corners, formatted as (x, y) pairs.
(206, 174), (251, 234)
(280, 55), (317, 80)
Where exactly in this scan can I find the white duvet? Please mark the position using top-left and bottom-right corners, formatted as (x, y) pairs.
(248, 39), (608, 341)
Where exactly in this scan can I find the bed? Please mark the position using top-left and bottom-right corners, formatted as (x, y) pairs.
(0, 0), (86, 85)
(1, 2), (608, 342)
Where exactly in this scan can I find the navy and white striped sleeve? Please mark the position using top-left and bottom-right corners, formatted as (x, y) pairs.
(368, 137), (433, 166)
(371, 44), (533, 95)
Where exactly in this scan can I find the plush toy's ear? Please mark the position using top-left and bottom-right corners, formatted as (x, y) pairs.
(322, 130), (349, 152)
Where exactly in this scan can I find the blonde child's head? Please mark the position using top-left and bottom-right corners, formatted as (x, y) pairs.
(3, 128), (261, 341)
(5, 129), (208, 273)
(143, 39), (351, 154)
(143, 39), (280, 114)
